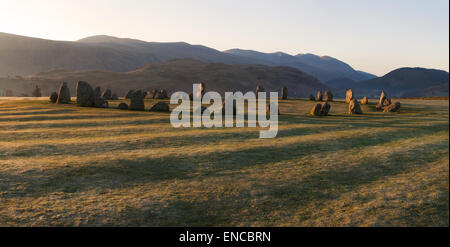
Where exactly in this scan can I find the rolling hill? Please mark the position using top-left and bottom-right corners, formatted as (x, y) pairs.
(356, 67), (449, 97)
(0, 59), (328, 97)
(0, 32), (375, 83)
(2, 33), (447, 98)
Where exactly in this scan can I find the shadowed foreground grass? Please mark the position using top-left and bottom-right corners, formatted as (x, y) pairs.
(0, 98), (448, 226)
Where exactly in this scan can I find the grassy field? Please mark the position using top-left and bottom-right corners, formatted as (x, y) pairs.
(0, 97), (448, 226)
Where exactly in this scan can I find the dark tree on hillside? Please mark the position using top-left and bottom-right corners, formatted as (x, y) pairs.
(32, 85), (42, 97)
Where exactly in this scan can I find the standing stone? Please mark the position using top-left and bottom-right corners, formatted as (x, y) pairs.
(316, 91), (323, 101)
(378, 90), (388, 105)
(49, 92), (58, 103)
(345, 89), (354, 103)
(125, 90), (135, 99)
(309, 94), (315, 101)
(383, 102), (401, 112)
(324, 90), (333, 101)
(159, 89), (168, 99)
(76, 81), (95, 107)
(94, 96), (108, 108)
(93, 87), (108, 108)
(310, 103), (322, 116)
(101, 89), (112, 100)
(154, 89), (168, 99)
(310, 102), (331, 116)
(377, 94), (392, 110)
(349, 98), (363, 114)
(129, 90), (145, 111)
(320, 102), (331, 116)
(151, 89), (158, 99)
(281, 87), (288, 100)
(56, 82), (71, 104)
(361, 97), (368, 105)
(76, 82), (93, 106)
(149, 102), (170, 112)
(154, 91), (162, 99)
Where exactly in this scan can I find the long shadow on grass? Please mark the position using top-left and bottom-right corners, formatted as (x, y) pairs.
(0, 124), (345, 158)
(2, 121), (448, 159)
(0, 109), (78, 116)
(0, 112), (162, 122)
(0, 115), (171, 130)
(84, 141), (449, 226)
(1, 123), (448, 199)
(280, 113), (449, 129)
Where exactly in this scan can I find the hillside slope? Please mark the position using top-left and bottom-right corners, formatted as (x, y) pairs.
(0, 59), (328, 97)
(0, 33), (256, 77)
(357, 67), (449, 97)
(224, 49), (376, 82)
(0, 32), (376, 83)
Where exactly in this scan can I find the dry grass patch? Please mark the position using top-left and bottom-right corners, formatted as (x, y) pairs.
(0, 98), (448, 226)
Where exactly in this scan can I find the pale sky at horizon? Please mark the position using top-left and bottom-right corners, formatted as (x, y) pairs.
(0, 0), (448, 76)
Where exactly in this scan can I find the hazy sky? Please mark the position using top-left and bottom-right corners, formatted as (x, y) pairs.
(1, 0), (448, 76)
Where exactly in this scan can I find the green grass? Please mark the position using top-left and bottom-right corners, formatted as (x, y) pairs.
(0, 98), (448, 226)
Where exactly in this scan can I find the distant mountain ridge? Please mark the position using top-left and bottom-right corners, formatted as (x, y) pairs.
(1, 32), (447, 98)
(0, 32), (375, 83)
(224, 49), (377, 82)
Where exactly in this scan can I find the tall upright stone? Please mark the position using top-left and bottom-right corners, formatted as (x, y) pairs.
(56, 82), (71, 104)
(281, 87), (288, 100)
(310, 102), (331, 116)
(378, 90), (387, 105)
(151, 89), (158, 99)
(345, 89), (354, 103)
(320, 102), (331, 116)
(316, 91), (323, 101)
(129, 90), (145, 111)
(324, 90), (333, 101)
(377, 91), (392, 110)
(159, 89), (169, 99)
(349, 98), (363, 114)
(76, 81), (95, 107)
